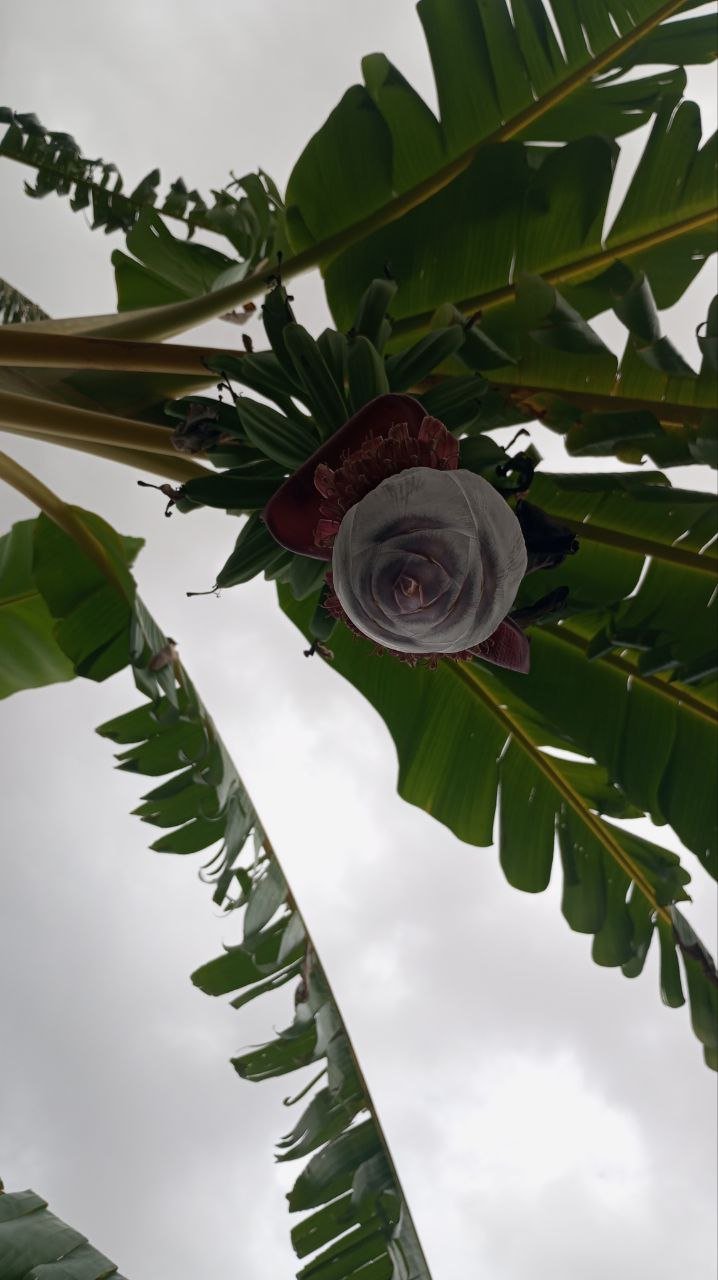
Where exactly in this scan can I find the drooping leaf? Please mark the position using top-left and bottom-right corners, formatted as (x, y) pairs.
(30, 508), (141, 682)
(0, 506), (142, 694)
(99, 671), (431, 1278)
(0, 107), (283, 257)
(0, 498), (432, 1279)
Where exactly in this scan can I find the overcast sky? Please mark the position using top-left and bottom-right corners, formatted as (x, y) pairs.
(1, 4), (716, 1278)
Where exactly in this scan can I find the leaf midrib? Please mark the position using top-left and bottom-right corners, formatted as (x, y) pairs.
(447, 658), (671, 923)
(392, 208), (718, 337)
(420, 373), (714, 424)
(0, 587), (38, 608)
(2, 458), (433, 1272)
(549, 624), (718, 727)
(553, 509), (718, 576)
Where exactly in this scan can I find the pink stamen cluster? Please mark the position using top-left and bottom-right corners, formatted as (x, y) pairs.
(312, 415), (459, 552)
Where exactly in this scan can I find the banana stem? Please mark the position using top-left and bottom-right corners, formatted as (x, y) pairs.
(0, 388), (189, 457)
(395, 210), (718, 338)
(0, 423), (208, 483)
(0, 329), (236, 377)
(549, 624), (718, 728)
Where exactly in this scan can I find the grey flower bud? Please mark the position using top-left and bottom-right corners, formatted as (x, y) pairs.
(331, 467), (527, 654)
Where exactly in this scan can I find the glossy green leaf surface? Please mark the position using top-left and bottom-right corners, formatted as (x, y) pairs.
(31, 510), (141, 682)
(0, 518), (73, 698)
(516, 471), (718, 677)
(0, 510), (143, 694)
(324, 113), (716, 338)
(286, 0), (711, 259)
(279, 584), (717, 1065)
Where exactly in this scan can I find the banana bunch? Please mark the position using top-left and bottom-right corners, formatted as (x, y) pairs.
(170, 277), (527, 615)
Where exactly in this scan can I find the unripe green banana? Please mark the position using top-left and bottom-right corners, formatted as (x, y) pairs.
(236, 397), (320, 470)
(347, 334), (390, 412)
(182, 462), (284, 513)
(263, 547), (299, 582)
(211, 351), (298, 418)
(285, 555), (328, 601)
(317, 328), (348, 393)
(282, 322), (348, 436)
(420, 373), (488, 429)
(215, 513), (286, 588)
(376, 317), (393, 352)
(460, 324), (514, 371)
(385, 325), (464, 390)
(353, 276), (398, 350)
(431, 302), (513, 370)
(261, 281), (301, 381)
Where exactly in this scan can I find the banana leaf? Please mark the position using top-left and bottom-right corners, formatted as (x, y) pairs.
(323, 101), (716, 336)
(279, 584), (718, 1069)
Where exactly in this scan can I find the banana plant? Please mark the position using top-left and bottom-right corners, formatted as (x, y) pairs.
(0, 1), (717, 1270)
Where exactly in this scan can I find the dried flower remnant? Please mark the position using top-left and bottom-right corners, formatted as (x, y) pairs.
(263, 394), (577, 673)
(148, 638), (178, 671)
(170, 402), (223, 455)
(220, 300), (257, 325)
(137, 479), (184, 517)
